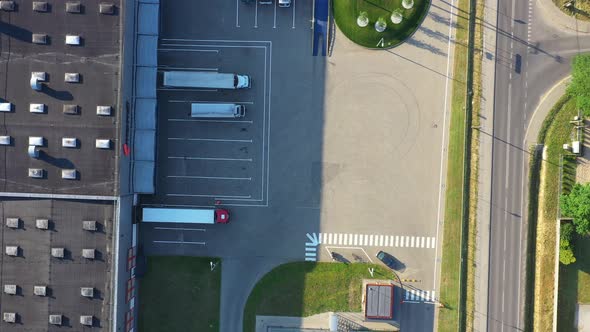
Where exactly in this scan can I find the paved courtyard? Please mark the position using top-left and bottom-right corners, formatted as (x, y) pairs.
(139, 0), (457, 330)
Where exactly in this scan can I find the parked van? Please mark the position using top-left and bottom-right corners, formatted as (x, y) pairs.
(190, 103), (246, 118)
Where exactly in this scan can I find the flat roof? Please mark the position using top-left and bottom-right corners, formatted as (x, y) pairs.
(0, 1), (121, 196)
(0, 198), (113, 330)
(365, 284), (393, 319)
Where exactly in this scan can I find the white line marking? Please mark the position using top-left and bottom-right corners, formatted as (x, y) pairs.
(168, 156), (253, 162)
(305, 252), (316, 257)
(390, 235), (394, 246)
(166, 193), (252, 199)
(169, 100), (255, 105)
(167, 118), (254, 124)
(405, 290), (410, 300)
(405, 236), (410, 247)
(343, 234), (348, 245)
(153, 240), (205, 245)
(384, 236), (389, 247)
(327, 233), (333, 245)
(158, 49), (219, 53)
(167, 175), (252, 181)
(411, 236), (415, 248)
(235, 0), (240, 27)
(273, 0), (277, 28)
(305, 247), (316, 252)
(255, 0), (258, 28)
(305, 257), (316, 261)
(354, 234), (358, 246)
(292, 0), (296, 28)
(379, 235), (384, 246)
(420, 237), (425, 248)
(426, 237), (431, 248)
(168, 138), (253, 143)
(369, 235), (374, 246)
(338, 233), (343, 245)
(153, 227), (205, 231)
(318, 233), (322, 244)
(395, 236), (399, 247)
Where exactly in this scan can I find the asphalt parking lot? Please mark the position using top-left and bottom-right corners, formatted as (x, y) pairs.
(140, 0), (457, 331)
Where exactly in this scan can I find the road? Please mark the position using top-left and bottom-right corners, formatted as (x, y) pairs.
(487, 0), (590, 330)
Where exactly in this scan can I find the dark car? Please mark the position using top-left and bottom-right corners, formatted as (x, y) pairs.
(376, 251), (406, 272)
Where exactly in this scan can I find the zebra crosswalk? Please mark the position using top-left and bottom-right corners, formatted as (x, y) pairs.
(404, 289), (436, 302)
(317, 233), (436, 249)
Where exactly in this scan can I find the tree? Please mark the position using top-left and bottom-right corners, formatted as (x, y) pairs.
(567, 54), (590, 116)
(357, 11), (369, 27)
(560, 239), (576, 265)
(560, 183), (590, 235)
(402, 0), (414, 9)
(375, 17), (387, 32)
(390, 9), (403, 24)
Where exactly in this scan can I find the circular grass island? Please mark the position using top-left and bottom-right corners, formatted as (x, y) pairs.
(333, 0), (431, 49)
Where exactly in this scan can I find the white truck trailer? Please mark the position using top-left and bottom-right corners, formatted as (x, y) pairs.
(190, 103), (246, 118)
(163, 71), (250, 89)
(142, 208), (230, 224)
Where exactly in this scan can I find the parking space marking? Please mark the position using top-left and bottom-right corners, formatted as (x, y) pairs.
(153, 240), (206, 245)
(273, 0), (277, 28)
(154, 227), (205, 231)
(167, 193), (252, 199)
(314, 232), (437, 249)
(292, 0), (296, 28)
(158, 49), (220, 53)
(167, 175), (252, 181)
(255, 0), (258, 28)
(235, 0), (240, 27)
(168, 156), (253, 162)
(169, 100), (255, 105)
(168, 137), (253, 143)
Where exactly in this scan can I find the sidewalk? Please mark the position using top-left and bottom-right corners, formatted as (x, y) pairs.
(473, 0), (498, 329)
(536, 0), (590, 34)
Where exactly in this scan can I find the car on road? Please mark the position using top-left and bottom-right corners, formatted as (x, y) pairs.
(376, 250), (405, 272)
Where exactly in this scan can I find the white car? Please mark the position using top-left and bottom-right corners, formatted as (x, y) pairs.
(278, 0), (291, 7)
(65, 35), (81, 45)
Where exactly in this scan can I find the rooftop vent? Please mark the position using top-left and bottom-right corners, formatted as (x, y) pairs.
(28, 168), (44, 179)
(82, 249), (95, 259)
(51, 247), (65, 258)
(99, 3), (114, 14)
(65, 34), (81, 45)
(32, 2), (48, 12)
(28, 136), (44, 146)
(80, 315), (93, 326)
(96, 105), (112, 116)
(36, 219), (49, 230)
(62, 138), (77, 148)
(0, 1), (15, 11)
(0, 136), (10, 145)
(65, 2), (81, 13)
(33, 286), (47, 296)
(63, 104), (79, 115)
(5, 218), (19, 229)
(49, 314), (62, 326)
(82, 220), (97, 231)
(80, 287), (94, 298)
(3, 312), (16, 323)
(4, 285), (17, 295)
(64, 73), (80, 83)
(29, 103), (46, 114)
(32, 33), (48, 44)
(5, 246), (18, 257)
(0, 103), (12, 112)
(61, 169), (77, 180)
(95, 139), (111, 149)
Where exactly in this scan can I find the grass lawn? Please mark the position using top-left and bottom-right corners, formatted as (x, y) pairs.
(436, 0), (470, 329)
(243, 262), (392, 332)
(552, 0), (590, 21)
(138, 256), (221, 332)
(333, 0), (430, 48)
(533, 96), (578, 331)
(559, 235), (590, 331)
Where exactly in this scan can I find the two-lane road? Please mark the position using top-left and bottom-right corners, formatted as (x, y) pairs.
(487, 0), (590, 330)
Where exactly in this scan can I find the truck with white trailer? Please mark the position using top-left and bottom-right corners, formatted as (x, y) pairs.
(163, 71), (250, 89)
(190, 103), (246, 118)
(142, 208), (230, 224)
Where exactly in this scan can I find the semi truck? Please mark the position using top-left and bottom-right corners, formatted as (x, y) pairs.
(163, 71), (250, 89)
(191, 103), (246, 118)
(142, 208), (230, 224)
